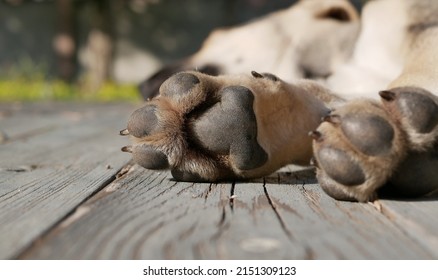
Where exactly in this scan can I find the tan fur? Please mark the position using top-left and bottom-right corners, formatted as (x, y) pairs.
(238, 78), (331, 178)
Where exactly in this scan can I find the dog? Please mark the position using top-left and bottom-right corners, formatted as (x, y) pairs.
(121, 0), (438, 202)
(138, 0), (361, 100)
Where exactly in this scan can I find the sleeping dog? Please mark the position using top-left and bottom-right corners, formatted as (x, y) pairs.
(121, 0), (438, 202)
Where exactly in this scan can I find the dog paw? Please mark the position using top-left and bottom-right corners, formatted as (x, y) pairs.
(121, 71), (330, 182)
(310, 99), (407, 202)
(123, 71), (265, 181)
(312, 87), (438, 201)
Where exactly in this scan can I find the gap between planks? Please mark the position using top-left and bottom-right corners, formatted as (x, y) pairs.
(14, 163), (132, 260)
(18, 165), (297, 259)
(17, 164), (438, 259)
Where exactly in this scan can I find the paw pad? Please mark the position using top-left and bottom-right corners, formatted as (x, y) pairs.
(380, 87), (438, 149)
(317, 147), (365, 186)
(160, 72), (200, 98)
(126, 105), (159, 138)
(192, 85), (268, 170)
(132, 145), (169, 170)
(340, 113), (394, 156)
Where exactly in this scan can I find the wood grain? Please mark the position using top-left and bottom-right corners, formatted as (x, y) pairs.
(21, 166), (437, 259)
(0, 102), (135, 259)
(1, 102), (436, 260)
(379, 198), (438, 258)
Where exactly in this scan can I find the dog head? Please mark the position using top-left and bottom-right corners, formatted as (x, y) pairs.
(139, 0), (360, 99)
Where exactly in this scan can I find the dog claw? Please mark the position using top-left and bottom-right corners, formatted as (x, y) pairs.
(379, 90), (396, 101)
(251, 70), (263, 78)
(121, 146), (133, 153)
(119, 128), (130, 136)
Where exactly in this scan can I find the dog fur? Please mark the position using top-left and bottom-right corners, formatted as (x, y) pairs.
(139, 0), (360, 100)
(122, 0), (438, 202)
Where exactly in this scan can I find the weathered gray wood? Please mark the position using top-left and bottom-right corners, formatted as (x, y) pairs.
(0, 103), (135, 169)
(0, 102), (129, 143)
(1, 102), (437, 260)
(21, 164), (307, 259)
(21, 166), (213, 259)
(379, 198), (438, 258)
(20, 165), (437, 259)
(266, 186), (434, 258)
(0, 102), (135, 259)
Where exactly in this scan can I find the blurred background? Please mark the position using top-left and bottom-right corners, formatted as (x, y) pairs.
(0, 0), (364, 102)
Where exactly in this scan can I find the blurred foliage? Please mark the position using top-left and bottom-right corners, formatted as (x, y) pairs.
(0, 79), (141, 102)
(0, 56), (141, 102)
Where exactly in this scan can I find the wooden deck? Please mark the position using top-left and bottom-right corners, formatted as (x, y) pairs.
(0, 102), (437, 260)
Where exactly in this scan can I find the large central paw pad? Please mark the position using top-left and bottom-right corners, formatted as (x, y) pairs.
(192, 86), (267, 170)
(120, 71), (268, 181)
(310, 100), (406, 202)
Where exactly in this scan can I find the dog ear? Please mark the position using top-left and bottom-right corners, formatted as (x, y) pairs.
(138, 62), (221, 100)
(313, 0), (359, 22)
(317, 6), (352, 22)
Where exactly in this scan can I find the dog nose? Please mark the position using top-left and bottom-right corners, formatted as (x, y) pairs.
(126, 104), (159, 138)
(160, 72), (200, 98)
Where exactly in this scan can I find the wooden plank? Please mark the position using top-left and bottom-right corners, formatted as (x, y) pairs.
(20, 167), (207, 259)
(261, 168), (434, 259)
(21, 166), (435, 259)
(21, 165), (307, 259)
(0, 103), (136, 169)
(379, 198), (438, 258)
(267, 186), (434, 258)
(0, 102), (123, 143)
(5, 102), (436, 259)
(214, 181), (306, 259)
(0, 102), (135, 259)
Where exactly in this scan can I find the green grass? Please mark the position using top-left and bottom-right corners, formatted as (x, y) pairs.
(0, 56), (142, 102)
(0, 78), (142, 102)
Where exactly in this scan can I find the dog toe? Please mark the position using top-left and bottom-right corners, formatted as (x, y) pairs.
(381, 87), (438, 149)
(316, 147), (366, 187)
(340, 113), (395, 156)
(132, 145), (169, 170)
(126, 104), (159, 138)
(160, 72), (200, 98)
